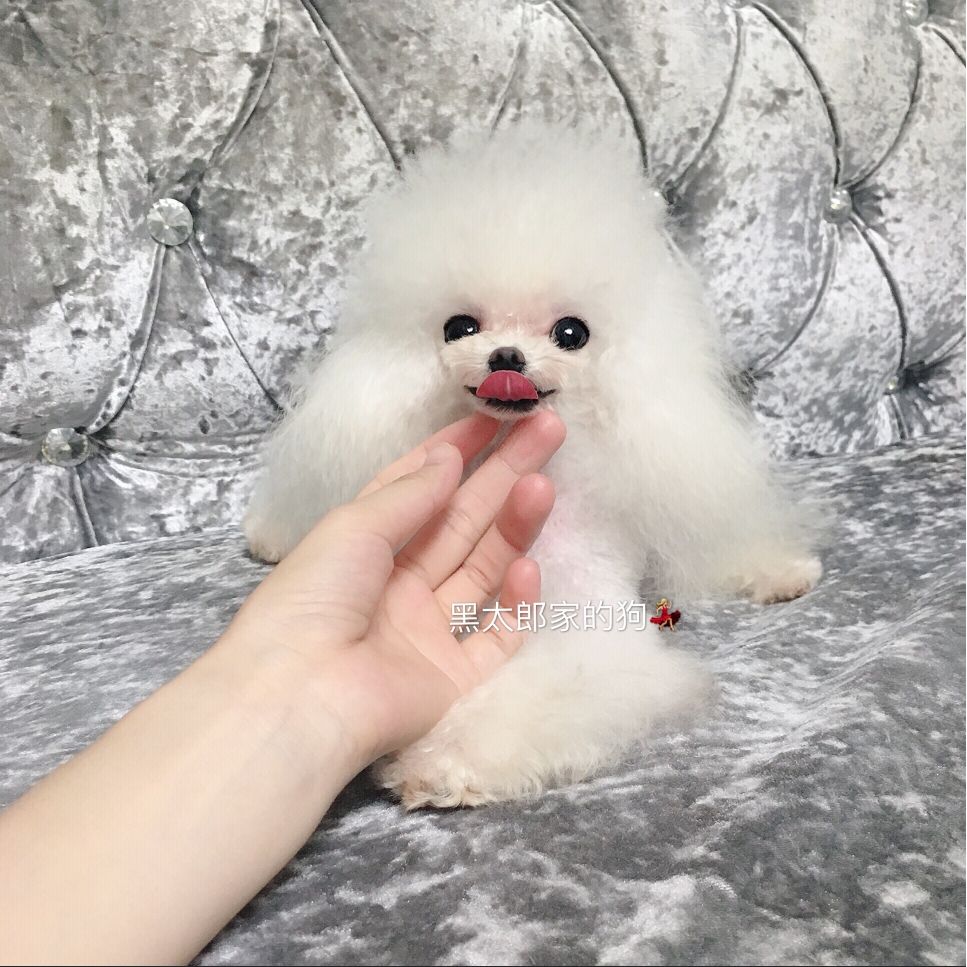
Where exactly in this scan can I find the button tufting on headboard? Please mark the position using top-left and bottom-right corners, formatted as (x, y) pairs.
(1, 0), (963, 563)
(824, 187), (854, 224)
(40, 429), (91, 468)
(146, 200), (195, 247)
(903, 0), (930, 27)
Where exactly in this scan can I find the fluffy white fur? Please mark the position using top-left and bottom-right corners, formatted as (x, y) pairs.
(245, 123), (821, 808)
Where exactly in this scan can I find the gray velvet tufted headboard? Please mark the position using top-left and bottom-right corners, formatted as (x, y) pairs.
(1, 0), (964, 565)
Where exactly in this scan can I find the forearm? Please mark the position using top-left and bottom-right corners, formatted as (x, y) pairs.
(0, 639), (361, 966)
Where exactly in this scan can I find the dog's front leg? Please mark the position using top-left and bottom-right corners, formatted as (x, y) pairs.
(376, 622), (710, 809)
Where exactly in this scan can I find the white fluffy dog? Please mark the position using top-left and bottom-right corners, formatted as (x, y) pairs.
(244, 123), (821, 808)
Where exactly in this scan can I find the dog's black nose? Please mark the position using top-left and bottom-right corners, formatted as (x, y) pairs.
(488, 346), (526, 373)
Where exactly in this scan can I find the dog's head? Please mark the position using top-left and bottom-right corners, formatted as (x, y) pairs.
(345, 122), (670, 421)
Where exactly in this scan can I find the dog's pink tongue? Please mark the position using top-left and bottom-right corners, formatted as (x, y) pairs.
(476, 371), (539, 402)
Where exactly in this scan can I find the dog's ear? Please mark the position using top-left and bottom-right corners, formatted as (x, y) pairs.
(588, 242), (810, 595)
(245, 327), (457, 558)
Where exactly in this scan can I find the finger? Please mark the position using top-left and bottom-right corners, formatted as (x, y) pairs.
(436, 474), (555, 611)
(396, 411), (566, 588)
(357, 414), (499, 498)
(463, 558), (541, 679)
(328, 442), (464, 553)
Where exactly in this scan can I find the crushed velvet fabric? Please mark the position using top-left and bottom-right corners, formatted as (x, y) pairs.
(0, 0), (964, 563)
(1, 439), (963, 965)
(0, 1), (964, 964)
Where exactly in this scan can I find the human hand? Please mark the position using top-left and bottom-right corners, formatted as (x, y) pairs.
(219, 412), (566, 766)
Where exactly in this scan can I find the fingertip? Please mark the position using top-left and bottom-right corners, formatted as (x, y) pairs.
(505, 555), (541, 604)
(425, 441), (461, 467)
(510, 410), (566, 455)
(517, 555), (541, 586)
(504, 475), (556, 534)
(421, 442), (465, 508)
(516, 472), (556, 511)
(497, 475), (555, 553)
(447, 413), (500, 463)
(533, 409), (567, 444)
(471, 411), (502, 436)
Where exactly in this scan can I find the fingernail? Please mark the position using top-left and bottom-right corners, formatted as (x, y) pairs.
(425, 443), (455, 466)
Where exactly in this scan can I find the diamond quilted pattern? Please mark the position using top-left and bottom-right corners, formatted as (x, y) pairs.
(0, 0), (963, 563)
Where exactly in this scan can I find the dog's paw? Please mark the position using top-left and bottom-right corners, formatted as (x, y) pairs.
(746, 555), (823, 604)
(375, 753), (494, 810)
(375, 747), (525, 810)
(242, 513), (286, 563)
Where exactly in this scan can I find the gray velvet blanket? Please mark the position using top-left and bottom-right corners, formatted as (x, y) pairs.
(2, 437), (963, 965)
(2, 0), (964, 962)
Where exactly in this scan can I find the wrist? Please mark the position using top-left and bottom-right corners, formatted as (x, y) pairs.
(200, 634), (370, 797)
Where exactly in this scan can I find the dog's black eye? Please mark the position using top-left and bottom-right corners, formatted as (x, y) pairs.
(444, 314), (480, 342)
(551, 316), (590, 351)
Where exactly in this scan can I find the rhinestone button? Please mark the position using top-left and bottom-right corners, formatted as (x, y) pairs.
(903, 0), (928, 26)
(146, 198), (193, 246)
(41, 428), (91, 467)
(825, 187), (853, 223)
